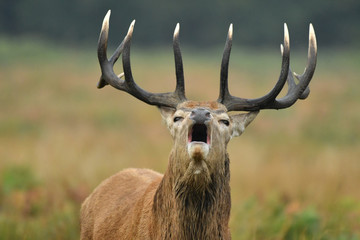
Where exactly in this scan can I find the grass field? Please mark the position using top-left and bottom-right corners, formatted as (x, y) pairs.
(0, 37), (359, 239)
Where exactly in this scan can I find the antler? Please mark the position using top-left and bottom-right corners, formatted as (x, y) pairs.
(218, 23), (317, 111)
(97, 10), (186, 108)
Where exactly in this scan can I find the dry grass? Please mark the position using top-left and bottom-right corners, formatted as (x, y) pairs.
(0, 39), (359, 239)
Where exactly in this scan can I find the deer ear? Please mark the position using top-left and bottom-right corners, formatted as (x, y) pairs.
(158, 106), (176, 126)
(230, 111), (259, 137)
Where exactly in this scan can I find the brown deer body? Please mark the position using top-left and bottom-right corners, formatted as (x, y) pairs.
(80, 10), (317, 240)
(81, 101), (246, 239)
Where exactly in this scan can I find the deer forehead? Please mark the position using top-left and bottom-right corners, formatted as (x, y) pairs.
(175, 101), (228, 117)
(178, 101), (227, 111)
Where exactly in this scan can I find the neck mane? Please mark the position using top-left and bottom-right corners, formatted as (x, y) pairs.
(152, 152), (231, 239)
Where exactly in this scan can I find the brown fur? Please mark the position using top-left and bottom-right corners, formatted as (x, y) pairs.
(182, 101), (224, 110)
(80, 101), (258, 240)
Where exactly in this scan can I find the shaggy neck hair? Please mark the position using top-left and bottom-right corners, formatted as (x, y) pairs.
(152, 152), (231, 239)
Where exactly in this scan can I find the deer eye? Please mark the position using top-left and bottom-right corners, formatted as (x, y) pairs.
(219, 119), (230, 126)
(173, 116), (183, 122)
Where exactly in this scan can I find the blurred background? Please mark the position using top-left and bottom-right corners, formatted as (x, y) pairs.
(1, 0), (360, 47)
(0, 0), (359, 239)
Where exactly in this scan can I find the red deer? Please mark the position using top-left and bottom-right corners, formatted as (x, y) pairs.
(80, 10), (317, 240)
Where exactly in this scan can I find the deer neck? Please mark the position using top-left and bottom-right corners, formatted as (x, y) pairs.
(152, 151), (231, 239)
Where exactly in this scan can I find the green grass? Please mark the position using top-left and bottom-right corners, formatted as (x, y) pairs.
(0, 38), (360, 239)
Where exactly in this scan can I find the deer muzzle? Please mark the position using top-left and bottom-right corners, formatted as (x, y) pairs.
(188, 108), (211, 145)
(187, 108), (211, 163)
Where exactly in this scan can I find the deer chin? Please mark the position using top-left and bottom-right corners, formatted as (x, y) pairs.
(182, 144), (211, 187)
(187, 142), (209, 161)
(186, 142), (210, 176)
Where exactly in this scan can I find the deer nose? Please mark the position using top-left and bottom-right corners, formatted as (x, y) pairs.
(190, 108), (211, 124)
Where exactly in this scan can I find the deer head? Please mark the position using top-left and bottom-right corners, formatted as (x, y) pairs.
(157, 101), (258, 191)
(97, 10), (316, 189)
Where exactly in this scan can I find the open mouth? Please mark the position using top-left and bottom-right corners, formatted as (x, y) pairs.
(188, 124), (210, 144)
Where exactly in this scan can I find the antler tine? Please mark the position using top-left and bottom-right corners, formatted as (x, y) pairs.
(97, 10), (111, 65)
(255, 23), (291, 103)
(297, 23), (317, 99)
(274, 23), (317, 108)
(97, 11), (186, 108)
(97, 10), (127, 89)
(121, 20), (137, 89)
(218, 24), (233, 103)
(219, 23), (317, 111)
(173, 23), (186, 101)
(97, 12), (133, 91)
(220, 24), (290, 111)
(97, 10), (112, 88)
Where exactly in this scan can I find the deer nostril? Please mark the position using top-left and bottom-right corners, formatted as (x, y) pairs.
(190, 108), (211, 124)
